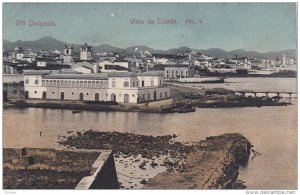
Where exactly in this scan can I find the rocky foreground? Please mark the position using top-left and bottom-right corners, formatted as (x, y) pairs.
(145, 133), (252, 189)
(58, 130), (195, 189)
(58, 131), (251, 189)
(58, 130), (193, 160)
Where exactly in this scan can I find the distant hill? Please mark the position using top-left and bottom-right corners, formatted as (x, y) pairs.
(3, 36), (296, 60)
(4, 36), (72, 52)
(160, 46), (192, 55)
(125, 45), (156, 53)
(93, 44), (123, 53)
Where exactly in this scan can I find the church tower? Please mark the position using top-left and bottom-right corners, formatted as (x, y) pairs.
(80, 43), (92, 61)
(63, 45), (73, 63)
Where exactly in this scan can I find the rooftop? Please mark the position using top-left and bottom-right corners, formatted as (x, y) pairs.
(164, 64), (191, 68)
(138, 71), (164, 76)
(108, 72), (136, 77)
(43, 73), (109, 80)
(23, 70), (52, 75)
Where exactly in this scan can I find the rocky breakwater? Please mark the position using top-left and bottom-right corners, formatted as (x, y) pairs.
(58, 130), (194, 189)
(144, 133), (252, 189)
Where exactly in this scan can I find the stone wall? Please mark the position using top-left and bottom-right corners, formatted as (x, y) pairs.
(3, 83), (25, 102)
(3, 148), (119, 189)
(76, 151), (119, 189)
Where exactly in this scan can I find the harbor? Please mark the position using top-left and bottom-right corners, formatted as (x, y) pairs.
(3, 77), (297, 189)
(3, 96), (297, 189)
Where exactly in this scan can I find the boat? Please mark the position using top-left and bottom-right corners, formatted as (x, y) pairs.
(248, 69), (279, 76)
(177, 106), (196, 113)
(72, 110), (82, 114)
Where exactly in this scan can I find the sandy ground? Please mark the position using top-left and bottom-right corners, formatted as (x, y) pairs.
(114, 154), (169, 189)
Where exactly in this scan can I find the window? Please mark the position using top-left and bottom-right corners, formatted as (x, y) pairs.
(148, 93), (150, 100)
(35, 79), (39, 85)
(160, 92), (163, 98)
(151, 80), (154, 87)
(42, 80), (45, 86)
(34, 91), (37, 94)
(25, 79), (29, 84)
(112, 81), (116, 87)
(165, 92), (168, 97)
(142, 80), (144, 87)
(160, 80), (162, 86)
(132, 82), (135, 87)
(124, 81), (129, 87)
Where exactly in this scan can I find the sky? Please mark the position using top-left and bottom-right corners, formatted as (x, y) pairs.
(2, 3), (297, 52)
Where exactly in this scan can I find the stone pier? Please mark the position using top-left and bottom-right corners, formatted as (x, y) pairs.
(144, 133), (252, 189)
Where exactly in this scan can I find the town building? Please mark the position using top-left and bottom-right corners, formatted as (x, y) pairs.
(99, 60), (129, 69)
(71, 61), (96, 74)
(62, 45), (74, 63)
(80, 43), (92, 61)
(164, 65), (195, 79)
(36, 58), (58, 67)
(24, 71), (170, 103)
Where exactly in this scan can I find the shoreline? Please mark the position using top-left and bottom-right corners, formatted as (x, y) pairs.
(57, 130), (251, 189)
(5, 91), (291, 113)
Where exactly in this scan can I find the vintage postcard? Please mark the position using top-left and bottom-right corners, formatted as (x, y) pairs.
(2, 2), (297, 193)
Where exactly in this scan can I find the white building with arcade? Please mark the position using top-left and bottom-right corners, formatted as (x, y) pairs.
(24, 71), (170, 104)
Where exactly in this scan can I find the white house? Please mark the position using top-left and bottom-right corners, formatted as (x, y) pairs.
(164, 65), (194, 79)
(99, 60), (129, 69)
(154, 57), (169, 64)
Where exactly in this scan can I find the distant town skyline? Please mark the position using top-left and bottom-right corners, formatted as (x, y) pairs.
(3, 3), (297, 53)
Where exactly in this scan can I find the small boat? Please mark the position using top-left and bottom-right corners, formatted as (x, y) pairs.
(177, 106), (196, 113)
(72, 110), (82, 114)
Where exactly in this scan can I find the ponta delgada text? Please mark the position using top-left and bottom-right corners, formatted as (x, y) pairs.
(15, 20), (56, 27)
(28, 20), (56, 27)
